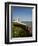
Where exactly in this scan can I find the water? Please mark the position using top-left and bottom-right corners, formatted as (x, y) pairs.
(21, 21), (32, 27)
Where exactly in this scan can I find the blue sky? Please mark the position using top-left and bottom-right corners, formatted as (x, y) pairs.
(11, 6), (32, 21)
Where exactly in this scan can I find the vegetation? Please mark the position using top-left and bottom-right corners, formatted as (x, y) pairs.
(11, 22), (32, 38)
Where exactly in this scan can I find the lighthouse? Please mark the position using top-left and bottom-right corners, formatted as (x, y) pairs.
(13, 17), (26, 26)
(13, 17), (21, 23)
(16, 17), (21, 22)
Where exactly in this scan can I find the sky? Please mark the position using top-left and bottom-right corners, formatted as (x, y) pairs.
(11, 6), (32, 21)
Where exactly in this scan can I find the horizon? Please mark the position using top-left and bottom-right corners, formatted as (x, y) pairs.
(11, 6), (32, 21)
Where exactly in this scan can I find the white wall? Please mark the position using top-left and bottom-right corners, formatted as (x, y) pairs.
(0, 0), (38, 46)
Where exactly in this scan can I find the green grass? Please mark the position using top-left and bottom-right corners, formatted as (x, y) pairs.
(11, 22), (32, 38)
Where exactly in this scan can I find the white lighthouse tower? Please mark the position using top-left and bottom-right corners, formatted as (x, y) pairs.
(13, 17), (21, 23)
(16, 17), (21, 22)
(13, 17), (26, 25)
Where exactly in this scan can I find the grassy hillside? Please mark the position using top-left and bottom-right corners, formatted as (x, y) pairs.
(11, 22), (32, 38)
